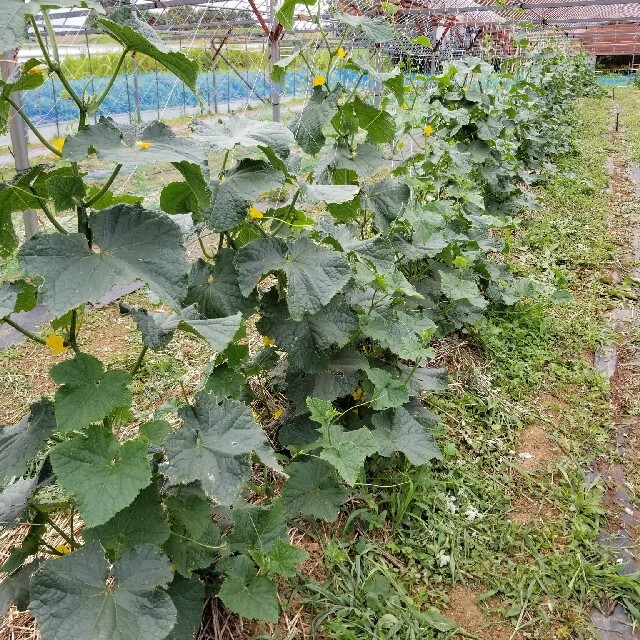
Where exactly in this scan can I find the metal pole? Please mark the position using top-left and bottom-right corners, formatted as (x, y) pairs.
(132, 53), (142, 122)
(1, 53), (39, 237)
(269, 0), (281, 122)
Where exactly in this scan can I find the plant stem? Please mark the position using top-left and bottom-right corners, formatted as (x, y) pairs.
(220, 149), (230, 175)
(93, 49), (128, 111)
(43, 514), (77, 550)
(28, 186), (68, 234)
(272, 189), (300, 234)
(197, 234), (215, 259)
(130, 345), (148, 376)
(2, 317), (46, 345)
(69, 309), (79, 352)
(31, 17), (54, 70)
(84, 163), (123, 207)
(41, 11), (59, 64)
(5, 95), (61, 156)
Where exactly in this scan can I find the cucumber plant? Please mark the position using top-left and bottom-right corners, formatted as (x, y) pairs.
(0, 2), (601, 637)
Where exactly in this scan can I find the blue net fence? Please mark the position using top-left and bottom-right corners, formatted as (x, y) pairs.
(25, 67), (366, 128)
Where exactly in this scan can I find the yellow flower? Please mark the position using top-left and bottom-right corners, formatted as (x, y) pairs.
(401, 103), (408, 110)
(337, 46), (346, 59)
(352, 387), (365, 401)
(28, 66), (44, 75)
(136, 140), (152, 149)
(52, 137), (65, 154)
(263, 336), (276, 346)
(462, 87), (469, 92)
(248, 205), (264, 219)
(423, 124), (435, 136)
(273, 408), (284, 420)
(220, 175), (225, 181)
(54, 544), (71, 555)
(313, 74), (326, 87)
(45, 332), (65, 355)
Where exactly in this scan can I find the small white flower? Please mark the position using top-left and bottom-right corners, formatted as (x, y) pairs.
(445, 496), (457, 514)
(624, 507), (634, 515)
(518, 452), (533, 460)
(465, 506), (479, 521)
(616, 558), (624, 564)
(439, 553), (451, 567)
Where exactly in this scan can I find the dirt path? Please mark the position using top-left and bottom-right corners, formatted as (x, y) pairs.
(591, 101), (640, 640)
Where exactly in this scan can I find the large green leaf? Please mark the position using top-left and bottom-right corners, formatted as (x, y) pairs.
(120, 304), (180, 350)
(95, 7), (198, 92)
(64, 118), (204, 165)
(160, 393), (279, 505)
(50, 353), (131, 431)
(372, 405), (441, 465)
(289, 87), (341, 155)
(312, 424), (378, 486)
(316, 143), (385, 182)
(185, 252), (256, 319)
(346, 58), (404, 104)
(46, 174), (86, 211)
(439, 271), (487, 308)
(365, 368), (409, 411)
(363, 178), (410, 223)
(249, 538), (309, 578)
(351, 97), (396, 144)
(83, 485), (171, 559)
(287, 349), (368, 413)
(165, 575), (205, 640)
(163, 495), (221, 578)
(160, 181), (199, 215)
(257, 290), (357, 372)
(228, 499), (287, 553)
(51, 426), (151, 528)
(218, 555), (279, 623)
(276, 0), (317, 29)
(236, 237), (352, 320)
(319, 217), (395, 274)
(301, 183), (359, 204)
(0, 1), (102, 53)
(19, 203), (189, 316)
(0, 560), (40, 616)
(0, 477), (38, 530)
(337, 12), (396, 42)
(0, 208), (17, 258)
(121, 303), (241, 352)
(204, 158), (284, 232)
(30, 543), (176, 640)
(191, 116), (294, 158)
(280, 459), (348, 522)
(0, 59), (46, 132)
(0, 398), (56, 486)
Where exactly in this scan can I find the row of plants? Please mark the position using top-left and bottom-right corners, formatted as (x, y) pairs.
(0, 1), (602, 638)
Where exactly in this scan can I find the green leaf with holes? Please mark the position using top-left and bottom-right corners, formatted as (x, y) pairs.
(50, 353), (131, 431)
(51, 426), (151, 527)
(30, 543), (176, 640)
